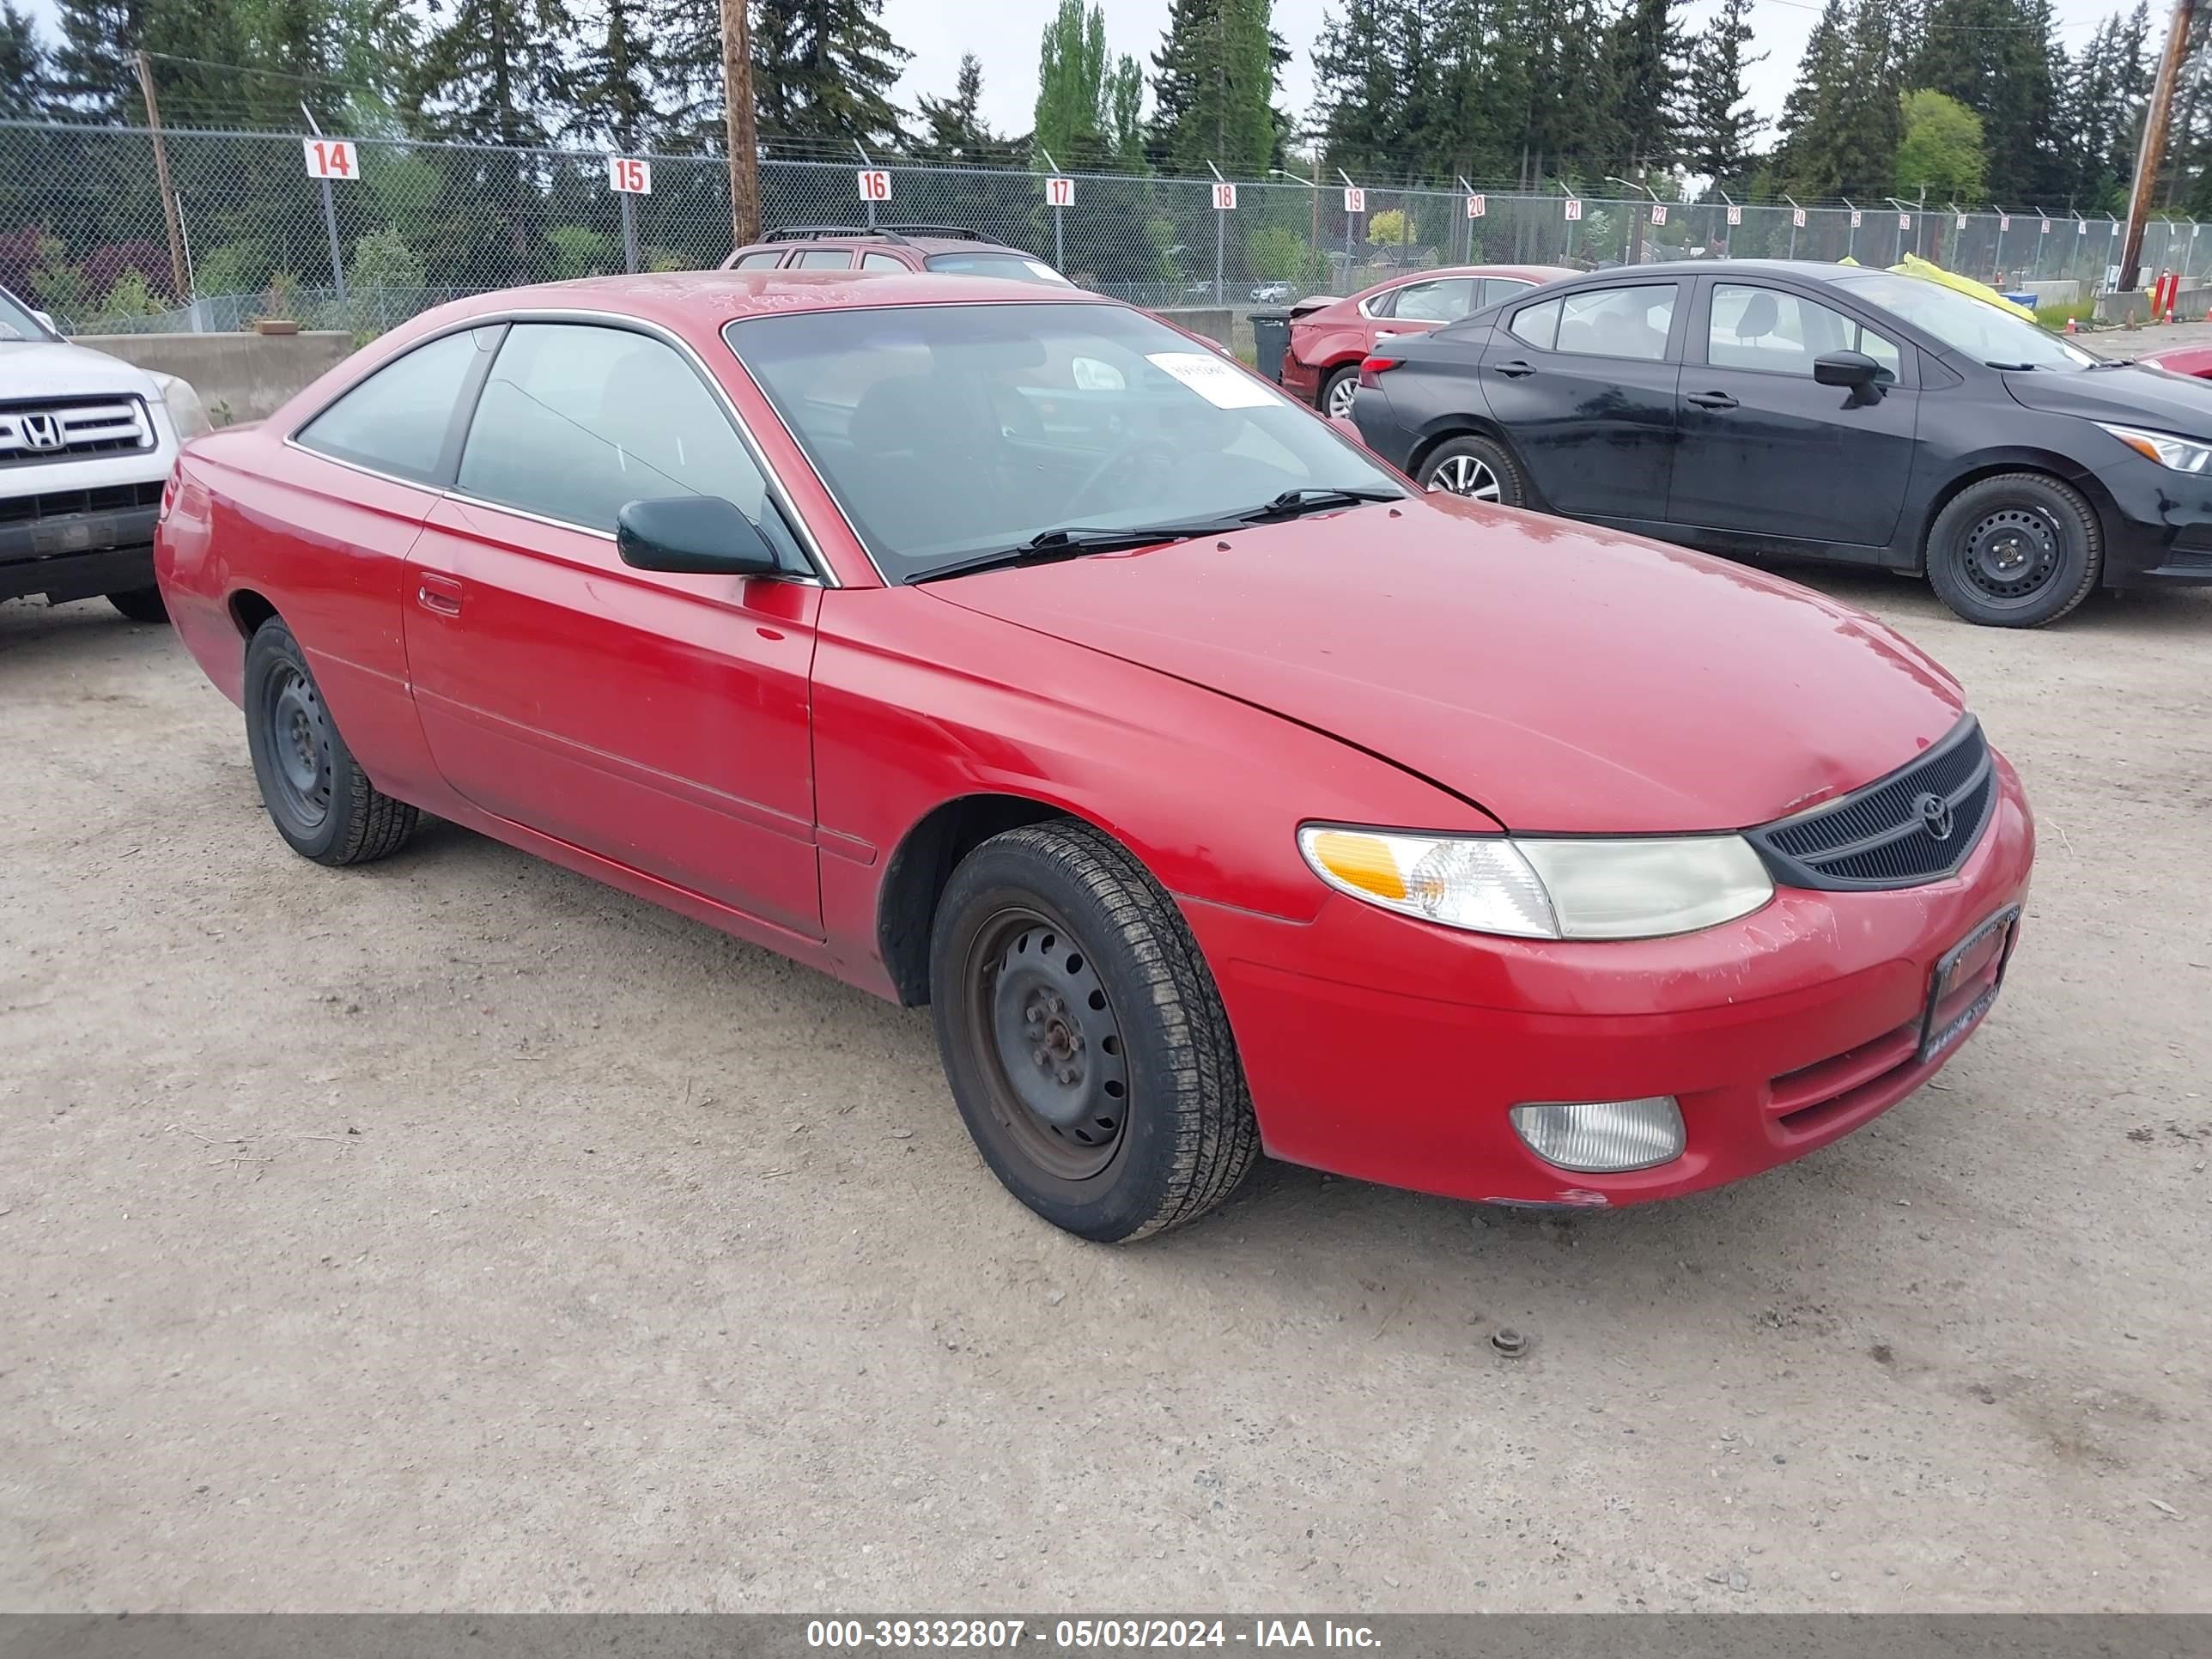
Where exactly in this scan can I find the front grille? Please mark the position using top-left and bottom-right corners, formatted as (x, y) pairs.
(2162, 545), (2212, 572)
(1747, 718), (1995, 891)
(0, 396), (155, 465)
(0, 478), (164, 527)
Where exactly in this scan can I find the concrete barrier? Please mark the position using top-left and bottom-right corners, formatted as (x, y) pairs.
(2094, 287), (2212, 325)
(1152, 307), (1236, 347)
(76, 331), (356, 424)
(2017, 279), (2081, 307)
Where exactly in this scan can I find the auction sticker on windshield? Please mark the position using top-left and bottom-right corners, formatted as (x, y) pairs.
(1146, 351), (1275, 409)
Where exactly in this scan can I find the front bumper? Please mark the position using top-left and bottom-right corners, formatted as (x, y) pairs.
(1179, 756), (2035, 1208)
(2094, 453), (2212, 584)
(1, 495), (161, 603)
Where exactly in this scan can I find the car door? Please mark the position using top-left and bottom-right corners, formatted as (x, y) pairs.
(402, 319), (826, 938)
(1476, 280), (1685, 520)
(1668, 279), (1920, 549)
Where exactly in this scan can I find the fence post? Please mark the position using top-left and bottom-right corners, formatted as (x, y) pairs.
(621, 191), (640, 274)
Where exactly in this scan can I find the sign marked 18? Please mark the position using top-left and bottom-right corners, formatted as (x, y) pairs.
(856, 169), (891, 202)
(607, 156), (651, 194)
(303, 138), (356, 179)
(1045, 176), (1074, 208)
(1211, 181), (1237, 210)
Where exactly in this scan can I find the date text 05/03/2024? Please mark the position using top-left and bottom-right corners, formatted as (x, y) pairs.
(804, 1620), (1382, 1650)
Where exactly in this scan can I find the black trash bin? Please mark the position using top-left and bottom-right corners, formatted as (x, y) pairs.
(1249, 308), (1292, 384)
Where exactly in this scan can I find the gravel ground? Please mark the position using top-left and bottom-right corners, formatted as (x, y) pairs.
(3, 558), (2209, 1613)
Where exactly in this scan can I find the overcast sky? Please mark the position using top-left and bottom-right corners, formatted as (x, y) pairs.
(19, 0), (2132, 155)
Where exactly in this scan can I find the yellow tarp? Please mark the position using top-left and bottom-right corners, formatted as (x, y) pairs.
(1887, 253), (2038, 321)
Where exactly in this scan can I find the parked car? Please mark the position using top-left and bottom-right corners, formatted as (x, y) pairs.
(723, 224), (1075, 286)
(2, 283), (210, 622)
(1280, 264), (1576, 418)
(1250, 281), (1296, 303)
(157, 270), (2032, 1242)
(2139, 342), (2212, 379)
(1353, 259), (2212, 627)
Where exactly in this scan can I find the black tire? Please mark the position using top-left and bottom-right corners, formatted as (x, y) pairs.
(1924, 471), (2101, 628)
(1416, 434), (1529, 507)
(928, 819), (1260, 1243)
(1319, 365), (1359, 421)
(242, 618), (418, 866)
(106, 586), (168, 624)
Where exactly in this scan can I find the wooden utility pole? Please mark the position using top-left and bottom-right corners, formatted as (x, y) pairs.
(135, 52), (190, 303)
(2119, 0), (2197, 292)
(720, 0), (760, 248)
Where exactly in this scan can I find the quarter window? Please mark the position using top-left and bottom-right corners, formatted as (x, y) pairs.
(1508, 299), (1561, 350)
(1709, 284), (1903, 380)
(860, 252), (907, 270)
(1478, 277), (1534, 307)
(456, 323), (799, 561)
(295, 326), (493, 483)
(730, 250), (784, 270)
(1554, 285), (1678, 362)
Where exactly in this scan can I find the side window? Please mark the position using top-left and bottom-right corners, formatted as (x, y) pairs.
(1708, 283), (1902, 381)
(1386, 277), (1475, 324)
(1555, 284), (1677, 362)
(1508, 299), (1561, 350)
(1480, 278), (1534, 307)
(860, 252), (907, 270)
(793, 249), (854, 269)
(730, 250), (784, 270)
(457, 323), (799, 562)
(295, 327), (492, 483)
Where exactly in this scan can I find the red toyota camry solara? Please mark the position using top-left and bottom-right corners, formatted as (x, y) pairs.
(155, 271), (2034, 1243)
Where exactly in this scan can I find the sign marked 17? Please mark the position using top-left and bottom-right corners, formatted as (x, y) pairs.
(303, 138), (356, 179)
(856, 169), (891, 202)
(607, 156), (651, 194)
(1045, 176), (1074, 208)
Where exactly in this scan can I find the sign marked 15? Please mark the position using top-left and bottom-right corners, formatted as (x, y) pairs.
(856, 169), (891, 202)
(303, 138), (356, 179)
(607, 156), (651, 194)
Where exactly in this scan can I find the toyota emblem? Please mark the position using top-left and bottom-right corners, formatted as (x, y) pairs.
(20, 412), (64, 451)
(1916, 791), (1955, 842)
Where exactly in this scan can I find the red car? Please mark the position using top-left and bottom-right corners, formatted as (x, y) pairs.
(155, 271), (2033, 1243)
(1280, 264), (1577, 417)
(2140, 343), (2212, 379)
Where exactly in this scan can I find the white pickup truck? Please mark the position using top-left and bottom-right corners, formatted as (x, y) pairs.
(2, 283), (210, 623)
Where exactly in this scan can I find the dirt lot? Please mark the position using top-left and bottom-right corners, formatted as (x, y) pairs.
(3, 556), (2209, 1613)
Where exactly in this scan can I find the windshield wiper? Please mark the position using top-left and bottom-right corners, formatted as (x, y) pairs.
(906, 523), (1224, 583)
(1236, 486), (1401, 523)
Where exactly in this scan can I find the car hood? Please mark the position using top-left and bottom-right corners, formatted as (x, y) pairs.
(0, 337), (161, 398)
(924, 497), (1967, 834)
(2004, 362), (2212, 434)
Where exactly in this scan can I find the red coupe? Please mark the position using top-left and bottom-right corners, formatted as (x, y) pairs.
(2140, 343), (2212, 379)
(1279, 264), (1577, 417)
(155, 271), (2033, 1243)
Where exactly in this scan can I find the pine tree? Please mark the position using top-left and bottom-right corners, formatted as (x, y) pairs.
(1602, 0), (1691, 175)
(914, 52), (996, 161)
(1683, 0), (1764, 185)
(752, 0), (909, 149)
(1150, 0), (1278, 174)
(406, 0), (573, 146)
(47, 0), (150, 116)
(0, 2), (52, 117)
(1311, 0), (1406, 177)
(570, 0), (665, 149)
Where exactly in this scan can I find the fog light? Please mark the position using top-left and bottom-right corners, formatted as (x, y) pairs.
(1510, 1097), (1684, 1173)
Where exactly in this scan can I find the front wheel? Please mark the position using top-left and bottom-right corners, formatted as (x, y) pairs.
(1924, 472), (2101, 628)
(928, 821), (1259, 1242)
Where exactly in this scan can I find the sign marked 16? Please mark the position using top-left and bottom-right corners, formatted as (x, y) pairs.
(856, 169), (891, 202)
(607, 156), (651, 194)
(1045, 176), (1074, 208)
(303, 138), (356, 179)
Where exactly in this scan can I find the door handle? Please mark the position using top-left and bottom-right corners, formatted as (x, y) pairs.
(1686, 391), (1740, 410)
(1493, 359), (1536, 378)
(416, 575), (464, 617)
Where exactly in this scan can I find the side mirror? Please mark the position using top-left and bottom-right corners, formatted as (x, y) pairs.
(1328, 414), (1365, 447)
(1813, 349), (1881, 389)
(617, 495), (783, 577)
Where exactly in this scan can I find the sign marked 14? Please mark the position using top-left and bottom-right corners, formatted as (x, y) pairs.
(302, 138), (356, 179)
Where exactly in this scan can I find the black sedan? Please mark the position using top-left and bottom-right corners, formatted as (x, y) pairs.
(1350, 259), (2212, 626)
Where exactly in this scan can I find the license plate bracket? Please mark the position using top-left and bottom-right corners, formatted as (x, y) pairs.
(1917, 904), (2021, 1066)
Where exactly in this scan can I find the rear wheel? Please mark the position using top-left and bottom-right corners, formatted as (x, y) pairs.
(1924, 472), (2100, 628)
(929, 820), (1259, 1242)
(1320, 365), (1359, 421)
(1417, 434), (1528, 507)
(106, 586), (168, 624)
(243, 618), (419, 866)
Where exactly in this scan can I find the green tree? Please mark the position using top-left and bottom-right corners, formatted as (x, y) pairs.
(0, 3), (51, 115)
(569, 0), (665, 149)
(1035, 0), (1143, 170)
(1602, 0), (1690, 174)
(406, 0), (573, 145)
(752, 0), (909, 149)
(914, 52), (997, 161)
(1149, 0), (1278, 174)
(46, 0), (149, 116)
(1896, 88), (1987, 202)
(1683, 0), (1764, 185)
(1778, 0), (1904, 200)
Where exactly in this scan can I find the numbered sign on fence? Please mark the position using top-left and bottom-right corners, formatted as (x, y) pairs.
(1211, 181), (1237, 211)
(1564, 198), (1583, 222)
(1342, 186), (1365, 214)
(606, 156), (651, 194)
(1466, 193), (1486, 219)
(2039, 218), (2051, 234)
(303, 138), (356, 179)
(2076, 219), (2088, 235)
(1045, 176), (1074, 208)
(1850, 210), (1863, 228)
(1999, 214), (2011, 230)
(1791, 207), (1807, 228)
(856, 169), (891, 202)
(1650, 204), (1667, 225)
(1725, 204), (1741, 226)
(1957, 213), (1968, 230)
(1898, 212), (1911, 230)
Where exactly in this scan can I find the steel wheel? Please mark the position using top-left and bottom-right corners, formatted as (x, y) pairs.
(258, 660), (333, 834)
(1427, 453), (1504, 501)
(1325, 373), (1358, 419)
(1958, 507), (2062, 607)
(958, 903), (1131, 1182)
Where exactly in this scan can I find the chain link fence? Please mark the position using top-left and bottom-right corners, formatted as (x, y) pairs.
(4, 117), (2207, 339)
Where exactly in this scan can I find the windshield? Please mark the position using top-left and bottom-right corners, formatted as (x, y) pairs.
(0, 285), (56, 342)
(728, 301), (1404, 580)
(1831, 270), (2093, 370)
(922, 252), (1074, 286)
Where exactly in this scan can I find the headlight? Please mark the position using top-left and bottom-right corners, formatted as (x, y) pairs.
(1297, 826), (1774, 941)
(2097, 421), (2212, 472)
(151, 373), (211, 441)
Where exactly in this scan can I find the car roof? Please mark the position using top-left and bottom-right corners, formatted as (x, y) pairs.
(1346, 264), (1577, 302)
(428, 269), (1115, 331)
(1553, 258), (1871, 284)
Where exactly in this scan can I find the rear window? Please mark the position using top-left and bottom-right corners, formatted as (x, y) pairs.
(922, 252), (1073, 286)
(729, 250), (783, 270)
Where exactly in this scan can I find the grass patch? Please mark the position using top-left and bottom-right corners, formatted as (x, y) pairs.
(2036, 298), (2095, 331)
